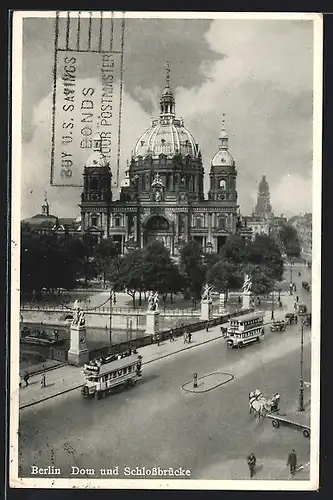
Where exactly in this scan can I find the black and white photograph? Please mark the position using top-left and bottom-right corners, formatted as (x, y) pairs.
(10, 11), (322, 490)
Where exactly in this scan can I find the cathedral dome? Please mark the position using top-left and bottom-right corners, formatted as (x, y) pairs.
(133, 63), (199, 160)
(133, 119), (199, 159)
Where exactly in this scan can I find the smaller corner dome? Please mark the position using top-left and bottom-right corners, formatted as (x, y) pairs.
(211, 150), (234, 167)
(85, 151), (109, 168)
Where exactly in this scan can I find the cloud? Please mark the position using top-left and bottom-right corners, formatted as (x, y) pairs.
(174, 19), (313, 213)
(271, 174), (312, 216)
(21, 80), (150, 219)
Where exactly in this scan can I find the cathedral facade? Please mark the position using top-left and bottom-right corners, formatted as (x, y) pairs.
(80, 72), (240, 256)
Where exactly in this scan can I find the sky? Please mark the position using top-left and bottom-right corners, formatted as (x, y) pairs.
(18, 13), (316, 219)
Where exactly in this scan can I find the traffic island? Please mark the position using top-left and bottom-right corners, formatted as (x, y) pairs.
(182, 372), (234, 393)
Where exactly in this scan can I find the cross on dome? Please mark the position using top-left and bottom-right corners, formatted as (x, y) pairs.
(166, 60), (170, 88)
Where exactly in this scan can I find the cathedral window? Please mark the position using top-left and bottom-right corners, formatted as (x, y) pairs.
(219, 179), (226, 190)
(90, 178), (98, 191)
(218, 216), (226, 229)
(91, 214), (99, 227)
(195, 216), (202, 229)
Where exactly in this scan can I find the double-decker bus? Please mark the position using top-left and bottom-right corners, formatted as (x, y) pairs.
(81, 350), (143, 399)
(226, 312), (265, 348)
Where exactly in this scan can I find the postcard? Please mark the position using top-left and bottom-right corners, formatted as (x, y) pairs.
(10, 10), (322, 490)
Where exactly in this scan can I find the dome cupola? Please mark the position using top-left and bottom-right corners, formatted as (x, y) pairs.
(133, 62), (199, 159)
(211, 115), (235, 168)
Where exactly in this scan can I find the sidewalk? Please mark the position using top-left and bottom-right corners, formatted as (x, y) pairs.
(18, 295), (295, 410)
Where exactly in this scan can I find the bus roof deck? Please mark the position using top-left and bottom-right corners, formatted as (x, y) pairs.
(230, 311), (264, 323)
(84, 354), (141, 376)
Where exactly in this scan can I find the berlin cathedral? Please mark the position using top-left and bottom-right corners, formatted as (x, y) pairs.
(79, 69), (244, 256)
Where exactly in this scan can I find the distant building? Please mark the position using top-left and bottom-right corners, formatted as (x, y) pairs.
(22, 194), (81, 237)
(244, 175), (286, 240)
(288, 213), (312, 264)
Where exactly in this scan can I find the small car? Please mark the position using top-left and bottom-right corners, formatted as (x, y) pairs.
(270, 320), (286, 332)
(285, 312), (297, 325)
(298, 303), (307, 315)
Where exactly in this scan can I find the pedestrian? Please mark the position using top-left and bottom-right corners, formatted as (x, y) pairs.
(296, 295), (299, 303)
(294, 302), (298, 311)
(23, 372), (30, 387)
(247, 453), (257, 478)
(188, 332), (192, 343)
(295, 315), (298, 324)
(238, 296), (242, 305)
(206, 321), (209, 332)
(156, 334), (160, 346)
(169, 329), (174, 342)
(184, 332), (188, 344)
(287, 449), (297, 475)
(258, 297), (261, 307)
(41, 373), (46, 388)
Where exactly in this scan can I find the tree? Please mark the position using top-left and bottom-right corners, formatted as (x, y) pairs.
(244, 263), (275, 295)
(93, 238), (119, 286)
(142, 241), (184, 307)
(219, 234), (247, 263)
(107, 249), (146, 307)
(179, 240), (206, 301)
(247, 234), (284, 281)
(278, 224), (301, 260)
(206, 261), (243, 301)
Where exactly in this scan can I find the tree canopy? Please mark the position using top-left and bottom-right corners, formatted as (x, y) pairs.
(278, 224), (301, 260)
(179, 240), (206, 301)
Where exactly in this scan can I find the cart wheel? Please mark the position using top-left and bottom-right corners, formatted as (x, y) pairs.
(272, 419), (280, 428)
(303, 429), (310, 438)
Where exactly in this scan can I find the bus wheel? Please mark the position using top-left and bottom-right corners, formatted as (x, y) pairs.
(256, 337), (260, 343)
(96, 392), (102, 400)
(303, 429), (310, 438)
(239, 342), (244, 349)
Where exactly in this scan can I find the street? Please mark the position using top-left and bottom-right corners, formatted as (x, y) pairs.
(18, 316), (311, 480)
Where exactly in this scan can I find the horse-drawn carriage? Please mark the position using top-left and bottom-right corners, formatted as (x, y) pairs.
(249, 388), (311, 438)
(249, 389), (280, 418)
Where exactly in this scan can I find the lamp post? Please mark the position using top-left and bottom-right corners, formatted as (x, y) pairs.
(298, 320), (305, 412)
(271, 288), (275, 321)
(109, 288), (113, 346)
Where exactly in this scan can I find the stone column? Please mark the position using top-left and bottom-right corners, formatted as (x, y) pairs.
(124, 214), (129, 243)
(207, 212), (212, 244)
(68, 323), (89, 366)
(133, 214), (138, 243)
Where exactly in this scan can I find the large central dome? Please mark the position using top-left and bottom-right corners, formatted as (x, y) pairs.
(133, 66), (199, 159)
(134, 117), (199, 158)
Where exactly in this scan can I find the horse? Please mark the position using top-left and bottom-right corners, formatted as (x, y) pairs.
(249, 389), (272, 419)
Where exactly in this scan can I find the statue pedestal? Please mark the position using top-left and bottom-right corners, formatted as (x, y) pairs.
(219, 293), (227, 315)
(145, 310), (160, 336)
(68, 324), (89, 366)
(201, 300), (213, 321)
(242, 292), (253, 310)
